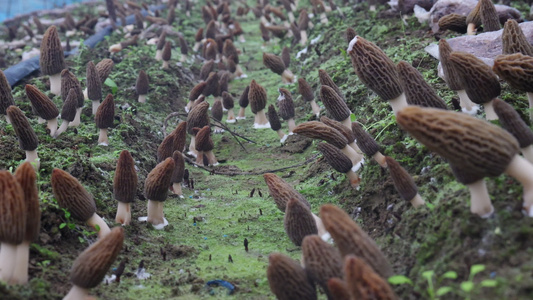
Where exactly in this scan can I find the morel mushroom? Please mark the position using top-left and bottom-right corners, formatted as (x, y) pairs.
(211, 100), (224, 133)
(385, 156), (424, 208)
(179, 35), (188, 62)
(155, 31), (167, 60)
(249, 80), (270, 129)
(267, 104), (288, 143)
(6, 106), (40, 170)
(237, 85), (250, 120)
(0, 70), (15, 124)
(222, 91), (236, 123)
(267, 253), (317, 300)
(343, 255), (398, 300)
(40, 26), (65, 95)
(263, 52), (295, 84)
(61, 69), (84, 127)
(302, 235), (343, 298)
(162, 41), (172, 69)
(114, 150), (138, 225)
(53, 89), (77, 138)
(501, 20), (533, 56)
(317, 142), (361, 188)
(86, 61), (102, 115)
(170, 150), (185, 197)
(466, 0), (482, 35)
(25, 84), (59, 136)
(63, 227), (123, 300)
(142, 158), (175, 227)
(437, 13), (467, 34)
(298, 9), (310, 45)
(348, 36), (406, 115)
(397, 61), (447, 110)
(51, 169), (111, 238)
(298, 77), (320, 117)
(195, 126), (218, 166)
(109, 35), (138, 52)
(319, 85), (352, 129)
(193, 27), (204, 52)
(493, 99), (533, 163)
(157, 121), (187, 162)
(136, 70), (149, 103)
(284, 198), (318, 246)
(186, 81), (207, 113)
(95, 94), (115, 146)
(263, 173), (311, 211)
(321, 116), (364, 167)
(318, 69), (345, 102)
(187, 101), (210, 157)
(277, 88), (296, 133)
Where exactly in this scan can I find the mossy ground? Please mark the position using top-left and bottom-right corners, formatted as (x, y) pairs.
(1, 1), (533, 299)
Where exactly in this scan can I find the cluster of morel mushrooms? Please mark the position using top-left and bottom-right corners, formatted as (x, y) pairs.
(1, 0), (533, 299)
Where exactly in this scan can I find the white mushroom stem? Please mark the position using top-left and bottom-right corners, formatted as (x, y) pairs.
(155, 49), (162, 60)
(466, 179), (494, 218)
(83, 88), (88, 100)
(300, 30), (308, 45)
(69, 108), (82, 127)
(98, 128), (109, 146)
(0, 242), (17, 282)
(237, 107), (246, 119)
(226, 109), (236, 123)
(49, 73), (61, 95)
(527, 92), (533, 122)
(238, 35), (246, 43)
(172, 183), (183, 197)
(309, 99), (320, 117)
(410, 193), (425, 208)
(162, 60), (170, 69)
(388, 92), (408, 116)
(235, 64), (245, 78)
(188, 135), (198, 157)
(483, 99), (498, 121)
(138, 94), (147, 103)
(311, 213), (327, 237)
(521, 145), (533, 163)
(288, 12), (295, 23)
(347, 142), (364, 164)
(63, 285), (89, 300)
(340, 117), (352, 130)
(253, 109), (271, 129)
(214, 125), (224, 133)
(86, 213), (111, 239)
(109, 43), (123, 53)
(5, 114), (12, 124)
(185, 100), (195, 113)
(457, 89), (477, 114)
(276, 129), (287, 140)
(26, 149), (40, 171)
(180, 55), (187, 63)
(47, 117), (58, 137)
(37, 116), (46, 124)
(115, 202), (131, 225)
(504, 154), (533, 217)
(372, 151), (387, 168)
(11, 240), (31, 284)
(54, 120), (70, 138)
(281, 69), (295, 84)
(196, 150), (205, 166)
(346, 170), (361, 188)
(341, 145), (362, 167)
(287, 118), (296, 134)
(205, 150), (218, 166)
(467, 23), (476, 35)
(319, 13), (328, 24)
(193, 42), (201, 52)
(91, 100), (100, 115)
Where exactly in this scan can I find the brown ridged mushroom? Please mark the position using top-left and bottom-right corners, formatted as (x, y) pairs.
(51, 169), (110, 238)
(449, 52), (501, 120)
(170, 150), (185, 197)
(263, 52), (295, 84)
(179, 35), (188, 62)
(200, 60), (215, 82)
(302, 235), (343, 298)
(114, 150), (137, 225)
(60, 69), (84, 127)
(438, 13), (467, 34)
(24, 84), (59, 136)
(187, 101), (210, 156)
(162, 41), (172, 69)
(284, 198), (318, 246)
(320, 204), (393, 278)
(277, 88), (296, 133)
(321, 116), (364, 166)
(95, 59), (114, 85)
(157, 121), (187, 162)
(344, 255), (398, 300)
(281, 46), (290, 69)
(327, 278), (351, 300)
(266, 25), (288, 39)
(479, 0), (500, 33)
(202, 72), (219, 98)
(53, 88), (77, 138)
(0, 70), (15, 124)
(155, 31), (167, 60)
(492, 53), (533, 121)
(385, 156), (424, 208)
(267, 104), (288, 143)
(298, 9), (310, 45)
(211, 100), (224, 133)
(11, 162), (40, 284)
(203, 39), (218, 61)
(205, 20), (217, 40)
(186, 81), (206, 113)
(195, 126), (218, 166)
(317, 143), (361, 188)
(0, 171), (25, 284)
(267, 253), (317, 300)
(222, 40), (244, 77)
(397, 61), (448, 110)
(290, 23), (301, 45)
(350, 122), (385, 166)
(237, 85), (249, 120)
(86, 61), (102, 115)
(298, 77), (320, 117)
(40, 26), (65, 95)
(493, 99), (533, 163)
(263, 173), (311, 211)
(318, 69), (344, 102)
(143, 158), (175, 227)
(348, 36), (406, 115)
(64, 227), (123, 300)
(136, 70), (149, 103)
(193, 27), (204, 52)
(6, 106), (39, 170)
(466, 0), (482, 35)
(319, 85), (351, 129)
(222, 91), (236, 123)
(502, 20), (533, 56)
(94, 94), (115, 146)
(397, 106), (533, 217)
(249, 80), (270, 128)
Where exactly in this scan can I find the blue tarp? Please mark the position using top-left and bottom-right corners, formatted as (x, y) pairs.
(0, 0), (86, 23)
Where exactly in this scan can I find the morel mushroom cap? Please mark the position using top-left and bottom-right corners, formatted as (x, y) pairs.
(95, 59), (114, 84)
(61, 89), (78, 122)
(293, 121), (348, 149)
(248, 80), (267, 114)
(223, 40), (238, 63)
(266, 26), (288, 39)
(203, 39), (218, 61)
(187, 101), (210, 135)
(95, 94), (114, 129)
(319, 86), (351, 122)
(438, 39), (463, 91)
(344, 255), (397, 300)
(298, 9), (309, 30)
(156, 31), (167, 51)
(302, 235), (343, 296)
(61, 69), (83, 107)
(157, 121), (187, 162)
(277, 88), (294, 120)
(347, 36), (402, 101)
(171, 150), (185, 184)
(298, 78), (314, 102)
(70, 227), (124, 289)
(0, 170), (25, 245)
(438, 13), (467, 33)
(263, 173), (311, 211)
(317, 143), (353, 173)
(203, 72), (219, 97)
(195, 126), (214, 152)
(321, 116), (356, 142)
(493, 53), (533, 93)
(51, 169), (96, 221)
(222, 91), (234, 109)
(284, 198), (318, 246)
(136, 70), (149, 95)
(397, 61), (447, 109)
(211, 100), (223, 123)
(162, 41), (172, 62)
(281, 47), (290, 69)
(351, 122), (380, 157)
(6, 106), (38, 151)
(205, 20), (217, 39)
(179, 35), (188, 55)
(86, 61), (102, 102)
(189, 82), (207, 101)
(384, 156), (421, 204)
(25, 84), (59, 120)
(466, 1), (482, 28)
(479, 0), (500, 32)
(318, 69), (344, 101)
(502, 20), (533, 56)
(327, 278), (351, 300)
(200, 60), (215, 81)
(263, 53), (286, 75)
(0, 70), (15, 117)
(493, 99), (533, 149)
(397, 106), (519, 177)
(448, 52), (501, 105)
(14, 162), (40, 242)
(320, 204), (393, 278)
(239, 85), (250, 108)
(114, 150), (137, 203)
(195, 27), (204, 42)
(40, 26), (65, 76)
(267, 104), (282, 131)
(144, 158), (175, 202)
(267, 253), (317, 300)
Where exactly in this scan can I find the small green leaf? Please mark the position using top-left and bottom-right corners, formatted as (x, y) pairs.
(59, 223), (66, 229)
(350, 113), (356, 122)
(442, 271), (458, 279)
(388, 275), (413, 285)
(339, 47), (347, 59)
(422, 270), (435, 280)
(104, 78), (118, 95)
(94, 224), (101, 231)
(470, 264), (485, 277)
(481, 279), (497, 287)
(461, 281), (474, 292)
(436, 286), (453, 296)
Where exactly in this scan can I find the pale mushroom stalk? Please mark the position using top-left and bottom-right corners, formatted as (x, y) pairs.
(69, 108), (82, 127)
(300, 30), (308, 45)
(310, 100), (320, 117)
(172, 183), (182, 196)
(11, 241), (30, 284)
(237, 107), (246, 119)
(388, 93), (408, 116)
(54, 121), (70, 138)
(91, 100), (100, 115)
(372, 152), (387, 168)
(287, 119), (296, 134)
(115, 202), (131, 226)
(410, 194), (425, 208)
(63, 285), (89, 300)
(49, 73), (62, 95)
(521, 145), (533, 163)
(25, 150), (40, 171)
(195, 151), (204, 165)
(281, 69), (295, 84)
(234, 64), (245, 78)
(254, 109), (270, 129)
(155, 50), (162, 61)
(147, 200), (165, 225)
(483, 99), (498, 120)
(138, 94), (147, 103)
(311, 213), (327, 238)
(98, 128), (109, 146)
(47, 118), (58, 137)
(162, 60), (170, 69)
(346, 170), (361, 188)
(205, 151), (218, 166)
(0, 243), (17, 282)
(87, 213), (111, 238)
(188, 136), (197, 157)
(341, 145), (361, 166)
(466, 179), (494, 218)
(504, 155), (533, 217)
(226, 109), (236, 123)
(347, 141), (364, 162)
(467, 23), (476, 35)
(457, 89), (477, 114)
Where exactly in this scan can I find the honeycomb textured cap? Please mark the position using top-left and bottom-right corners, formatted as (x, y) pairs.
(25, 84), (59, 119)
(0, 70), (15, 115)
(61, 89), (78, 121)
(320, 204), (393, 278)
(298, 9), (309, 30)
(298, 78), (314, 102)
(321, 116), (356, 142)
(95, 94), (115, 129)
(281, 47), (290, 68)
(396, 106), (519, 178)
(267, 105), (282, 131)
(171, 151), (185, 183)
(493, 98), (533, 148)
(70, 227), (124, 289)
(61, 69), (84, 107)
(448, 52), (500, 104)
(284, 198), (318, 246)
(211, 100), (223, 122)
(156, 31), (167, 50)
(189, 81), (207, 101)
(317, 142), (352, 173)
(239, 85), (250, 108)
(318, 69), (344, 101)
(114, 150), (138, 203)
(144, 158), (175, 202)
(195, 126), (214, 152)
(222, 91), (234, 109)
(95, 59), (114, 84)
(302, 235), (343, 295)
(263, 53), (286, 75)
(6, 106), (39, 151)
(293, 121), (348, 149)
(348, 36), (402, 101)
(51, 168), (96, 222)
(263, 173), (311, 212)
(397, 61), (447, 110)
(267, 252), (317, 300)
(438, 39), (463, 90)
(351, 122), (381, 156)
(179, 35), (188, 55)
(384, 156), (418, 201)
(136, 70), (149, 95)
(202, 72), (219, 97)
(502, 20), (533, 56)
(437, 14), (467, 33)
(466, 0), (482, 26)
(199, 60), (215, 81)
(493, 53), (533, 93)
(277, 88), (295, 120)
(162, 41), (172, 61)
(0, 170), (26, 244)
(319, 86), (351, 122)
(344, 255), (398, 300)
(15, 162), (40, 242)
(479, 0), (499, 32)
(186, 101), (210, 135)
(86, 61), (102, 101)
(223, 40), (238, 64)
(40, 26), (66, 75)
(248, 80), (267, 114)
